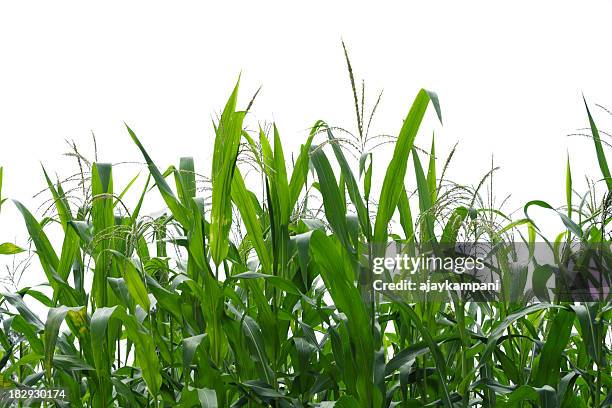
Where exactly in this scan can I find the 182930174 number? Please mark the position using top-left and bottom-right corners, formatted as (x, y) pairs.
(0, 388), (68, 403)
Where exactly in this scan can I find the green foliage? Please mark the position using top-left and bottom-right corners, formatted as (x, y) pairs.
(0, 68), (609, 408)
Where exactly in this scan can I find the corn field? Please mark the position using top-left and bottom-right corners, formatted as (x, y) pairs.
(0, 53), (610, 407)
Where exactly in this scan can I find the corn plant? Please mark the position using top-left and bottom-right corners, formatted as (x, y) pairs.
(0, 57), (610, 407)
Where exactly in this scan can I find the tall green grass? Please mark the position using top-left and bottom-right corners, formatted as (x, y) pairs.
(0, 57), (609, 407)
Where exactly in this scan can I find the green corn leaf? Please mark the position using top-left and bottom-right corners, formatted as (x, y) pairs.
(583, 97), (612, 190)
(90, 306), (116, 407)
(325, 126), (370, 238)
(179, 157), (196, 201)
(44, 168), (82, 298)
(572, 303), (603, 365)
(41, 166), (72, 230)
(114, 171), (140, 210)
(130, 174), (150, 226)
(144, 275), (183, 322)
(524, 200), (583, 238)
(19, 288), (52, 307)
(359, 152), (373, 201)
(231, 169), (272, 274)
(109, 251), (150, 312)
(413, 148), (437, 245)
(230, 271), (301, 296)
(533, 308), (575, 387)
(290, 231), (313, 288)
(210, 80), (245, 266)
(44, 306), (84, 381)
(91, 163), (116, 307)
(10, 315), (44, 355)
(197, 389), (218, 408)
(335, 395), (361, 408)
(3, 292), (45, 330)
(532, 264), (555, 302)
(13, 200), (59, 288)
(427, 134), (437, 204)
(241, 315), (275, 385)
(310, 147), (351, 252)
(394, 302), (453, 408)
(310, 231), (378, 404)
(91, 306), (161, 401)
(180, 386), (219, 408)
(186, 197), (208, 274)
(385, 334), (459, 375)
(3, 354), (42, 378)
(57, 231), (79, 283)
(397, 188), (415, 245)
(288, 120), (324, 210)
(373, 89), (441, 251)
(486, 382), (556, 407)
(127, 124), (191, 228)
(52, 355), (94, 372)
(272, 124), (290, 223)
(182, 334), (207, 383)
(107, 277), (133, 308)
(478, 303), (563, 371)
(0, 242), (25, 255)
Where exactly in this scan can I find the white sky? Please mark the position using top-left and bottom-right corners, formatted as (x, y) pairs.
(1, 1), (612, 286)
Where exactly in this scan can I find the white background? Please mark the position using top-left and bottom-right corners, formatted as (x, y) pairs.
(1, 1), (612, 286)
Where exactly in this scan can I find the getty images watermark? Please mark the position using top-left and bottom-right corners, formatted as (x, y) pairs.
(372, 252), (499, 292)
(368, 242), (610, 303)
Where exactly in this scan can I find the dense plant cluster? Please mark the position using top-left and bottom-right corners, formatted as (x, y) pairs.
(0, 62), (610, 406)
